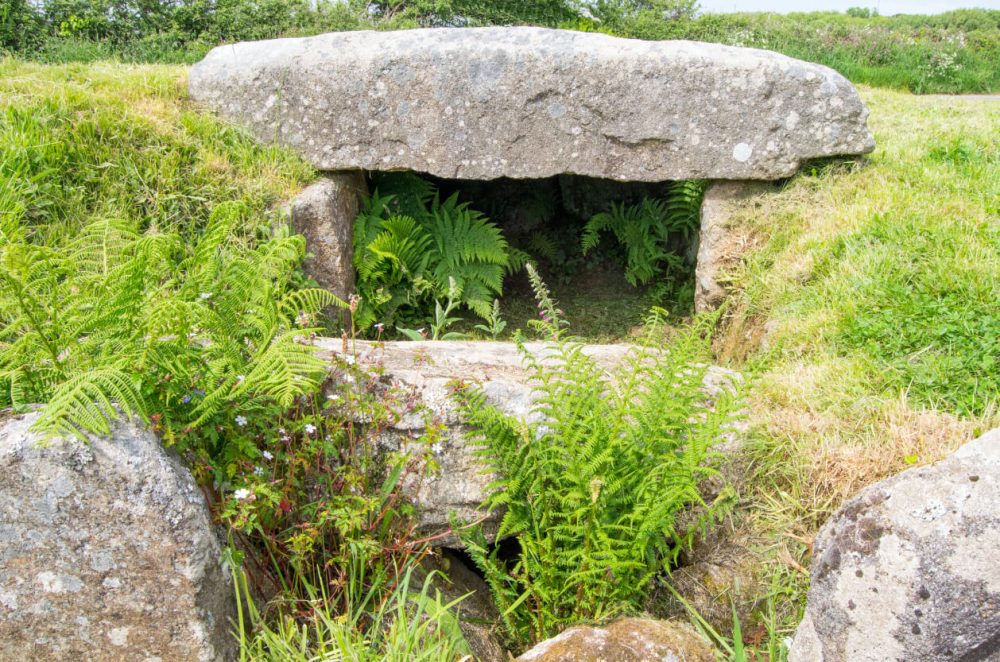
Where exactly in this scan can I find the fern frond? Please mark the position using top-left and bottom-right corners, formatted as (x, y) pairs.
(229, 330), (328, 408)
(32, 367), (146, 440)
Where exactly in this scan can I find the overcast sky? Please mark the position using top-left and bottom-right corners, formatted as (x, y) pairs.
(698, 0), (1000, 14)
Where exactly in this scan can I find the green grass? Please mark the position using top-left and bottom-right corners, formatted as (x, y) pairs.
(724, 88), (999, 417)
(0, 59), (312, 233)
(711, 87), (999, 657)
(5, 4), (1000, 93)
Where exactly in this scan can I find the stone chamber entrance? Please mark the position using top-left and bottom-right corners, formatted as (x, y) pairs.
(364, 170), (707, 340)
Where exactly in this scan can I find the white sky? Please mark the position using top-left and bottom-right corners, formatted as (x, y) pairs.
(698, 0), (1000, 14)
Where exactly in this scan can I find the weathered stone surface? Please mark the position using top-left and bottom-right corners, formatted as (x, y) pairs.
(0, 411), (236, 662)
(694, 180), (772, 313)
(789, 427), (1000, 662)
(315, 339), (739, 548)
(290, 172), (366, 303)
(514, 617), (715, 661)
(189, 27), (874, 182)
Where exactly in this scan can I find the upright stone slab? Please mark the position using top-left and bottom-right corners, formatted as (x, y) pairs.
(290, 172), (366, 302)
(0, 412), (236, 662)
(189, 27), (874, 182)
(695, 180), (771, 313)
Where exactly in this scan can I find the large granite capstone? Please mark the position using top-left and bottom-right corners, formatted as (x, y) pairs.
(188, 27), (874, 181)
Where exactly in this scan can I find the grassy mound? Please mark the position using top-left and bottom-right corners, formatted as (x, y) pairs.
(710, 88), (998, 652)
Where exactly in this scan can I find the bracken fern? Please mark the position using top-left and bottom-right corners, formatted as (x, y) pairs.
(582, 180), (705, 287)
(353, 175), (519, 332)
(455, 279), (738, 649)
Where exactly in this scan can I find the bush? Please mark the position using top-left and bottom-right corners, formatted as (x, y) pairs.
(455, 269), (740, 649)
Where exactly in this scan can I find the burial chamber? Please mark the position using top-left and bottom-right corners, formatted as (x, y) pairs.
(188, 27), (875, 308)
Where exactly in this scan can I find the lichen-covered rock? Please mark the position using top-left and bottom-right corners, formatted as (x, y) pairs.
(789, 427), (1000, 662)
(189, 27), (874, 182)
(290, 172), (366, 303)
(0, 412), (236, 662)
(316, 339), (740, 548)
(514, 617), (715, 661)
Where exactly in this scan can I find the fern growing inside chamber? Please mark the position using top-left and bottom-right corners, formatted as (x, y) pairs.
(353, 173), (525, 333)
(582, 180), (705, 287)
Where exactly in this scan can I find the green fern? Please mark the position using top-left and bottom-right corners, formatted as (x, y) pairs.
(353, 179), (517, 333)
(455, 279), (738, 649)
(0, 195), (345, 445)
(582, 181), (705, 286)
(33, 368), (146, 440)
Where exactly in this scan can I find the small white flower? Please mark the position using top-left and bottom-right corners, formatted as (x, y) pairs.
(344, 355), (356, 365)
(253, 467), (264, 477)
(235, 415), (248, 427)
(374, 323), (385, 332)
(431, 442), (443, 454)
(304, 423), (317, 434)
(278, 428), (286, 434)
(200, 292), (212, 299)
(233, 488), (250, 500)
(327, 394), (340, 401)
(262, 450), (274, 460)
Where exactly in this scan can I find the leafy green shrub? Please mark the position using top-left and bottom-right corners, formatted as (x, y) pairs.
(582, 181), (703, 287)
(1, 0), (44, 53)
(455, 270), (739, 648)
(0, 62), (322, 453)
(353, 174), (524, 333)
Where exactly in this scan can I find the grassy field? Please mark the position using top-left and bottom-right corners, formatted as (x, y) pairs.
(5, 3), (1000, 94)
(709, 87), (998, 654)
(2, 59), (997, 657)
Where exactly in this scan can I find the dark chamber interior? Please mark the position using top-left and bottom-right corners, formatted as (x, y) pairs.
(366, 172), (702, 339)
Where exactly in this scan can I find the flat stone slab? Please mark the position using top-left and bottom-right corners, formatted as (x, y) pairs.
(312, 339), (740, 547)
(188, 27), (874, 181)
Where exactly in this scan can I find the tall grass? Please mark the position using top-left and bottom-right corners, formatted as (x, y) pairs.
(232, 549), (472, 661)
